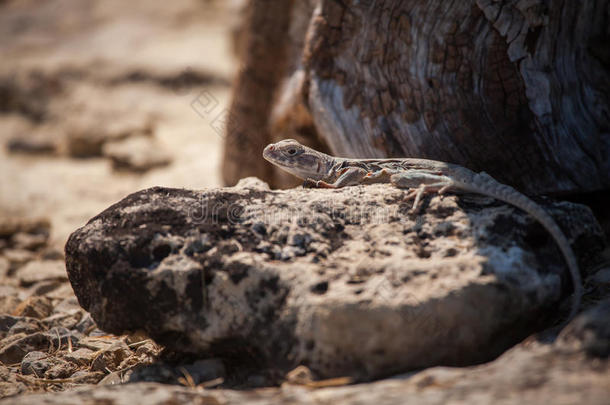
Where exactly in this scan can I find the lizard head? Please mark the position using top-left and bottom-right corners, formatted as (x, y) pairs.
(263, 139), (332, 181)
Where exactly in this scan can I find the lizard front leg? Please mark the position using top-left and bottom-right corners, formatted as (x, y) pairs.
(304, 167), (370, 188)
(390, 171), (454, 212)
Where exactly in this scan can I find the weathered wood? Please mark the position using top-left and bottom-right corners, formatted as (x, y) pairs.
(224, 0), (610, 194)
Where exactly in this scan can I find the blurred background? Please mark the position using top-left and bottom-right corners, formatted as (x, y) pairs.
(0, 0), (244, 251)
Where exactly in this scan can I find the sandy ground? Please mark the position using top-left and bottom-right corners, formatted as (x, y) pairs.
(0, 0), (239, 249)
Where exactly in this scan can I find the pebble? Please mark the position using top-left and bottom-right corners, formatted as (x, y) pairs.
(102, 135), (171, 172)
(90, 341), (133, 372)
(12, 296), (54, 319)
(15, 260), (67, 286)
(64, 348), (95, 367)
(20, 351), (51, 376)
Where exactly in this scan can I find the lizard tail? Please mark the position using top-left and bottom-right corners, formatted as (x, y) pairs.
(460, 173), (582, 323)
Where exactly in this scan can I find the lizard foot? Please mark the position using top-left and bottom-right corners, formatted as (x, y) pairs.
(303, 179), (318, 188)
(303, 179), (336, 189)
(403, 185), (428, 213)
(404, 182), (453, 212)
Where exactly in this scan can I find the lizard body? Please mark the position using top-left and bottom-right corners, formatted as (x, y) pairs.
(263, 139), (582, 322)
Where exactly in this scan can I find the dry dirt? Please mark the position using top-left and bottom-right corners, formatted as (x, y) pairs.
(0, 0), (240, 397)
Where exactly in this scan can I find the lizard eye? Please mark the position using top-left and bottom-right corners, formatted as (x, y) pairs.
(286, 148), (298, 156)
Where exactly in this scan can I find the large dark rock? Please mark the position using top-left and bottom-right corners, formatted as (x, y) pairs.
(64, 178), (605, 379)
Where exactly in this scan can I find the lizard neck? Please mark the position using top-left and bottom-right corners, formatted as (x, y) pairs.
(308, 152), (339, 181)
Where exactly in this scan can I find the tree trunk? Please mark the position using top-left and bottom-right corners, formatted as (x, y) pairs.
(224, 0), (610, 195)
(221, 0), (294, 186)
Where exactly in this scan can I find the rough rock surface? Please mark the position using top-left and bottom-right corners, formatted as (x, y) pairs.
(65, 178), (604, 380)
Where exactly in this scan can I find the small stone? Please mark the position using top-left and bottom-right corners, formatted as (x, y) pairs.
(0, 296), (21, 315)
(0, 217), (50, 239)
(3, 249), (35, 267)
(102, 135), (171, 172)
(69, 370), (105, 384)
(52, 297), (80, 314)
(0, 381), (26, 398)
(0, 332), (25, 347)
(64, 348), (95, 366)
(11, 232), (48, 251)
(47, 283), (75, 300)
(0, 364), (26, 396)
(15, 260), (67, 286)
(12, 296), (53, 319)
(0, 283), (21, 310)
(6, 130), (58, 156)
(44, 360), (77, 379)
(43, 327), (80, 349)
(74, 313), (96, 334)
(63, 133), (105, 158)
(63, 110), (153, 158)
(8, 318), (44, 336)
(0, 332), (49, 364)
(41, 248), (64, 260)
(0, 365), (8, 379)
(90, 341), (133, 372)
(0, 315), (21, 335)
(285, 365), (314, 385)
(98, 370), (125, 385)
(78, 335), (122, 353)
(20, 351), (51, 376)
(234, 177), (270, 190)
(133, 340), (159, 357)
(0, 257), (9, 279)
(41, 310), (83, 330)
(0, 285), (20, 298)
(26, 280), (66, 297)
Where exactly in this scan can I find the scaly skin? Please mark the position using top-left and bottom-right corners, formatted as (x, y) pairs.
(263, 139), (582, 323)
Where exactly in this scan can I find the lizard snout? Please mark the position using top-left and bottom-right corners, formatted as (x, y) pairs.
(263, 144), (276, 161)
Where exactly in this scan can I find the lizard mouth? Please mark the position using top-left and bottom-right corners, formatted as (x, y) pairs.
(263, 144), (284, 165)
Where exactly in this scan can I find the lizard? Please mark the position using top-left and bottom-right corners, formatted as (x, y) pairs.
(263, 139), (582, 322)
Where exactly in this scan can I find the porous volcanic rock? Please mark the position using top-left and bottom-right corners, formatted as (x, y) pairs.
(64, 178), (604, 379)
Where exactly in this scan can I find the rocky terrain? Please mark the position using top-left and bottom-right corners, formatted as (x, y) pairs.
(1, 0), (609, 404)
